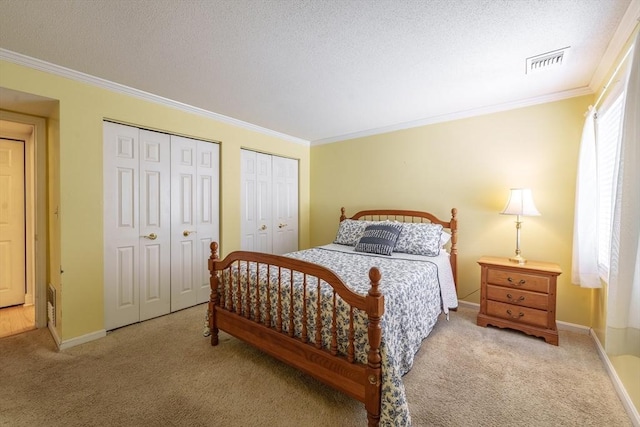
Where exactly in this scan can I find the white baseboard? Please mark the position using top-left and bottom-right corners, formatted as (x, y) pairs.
(590, 329), (640, 427)
(557, 319), (590, 334)
(56, 329), (106, 351)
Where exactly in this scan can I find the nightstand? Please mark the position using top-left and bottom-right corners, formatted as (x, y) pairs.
(476, 256), (562, 345)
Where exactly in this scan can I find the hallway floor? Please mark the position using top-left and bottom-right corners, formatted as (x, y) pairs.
(0, 304), (35, 338)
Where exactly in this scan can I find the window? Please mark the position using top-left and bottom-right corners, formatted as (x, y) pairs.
(595, 91), (624, 280)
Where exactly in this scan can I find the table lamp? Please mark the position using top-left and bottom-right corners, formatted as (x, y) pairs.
(501, 188), (540, 264)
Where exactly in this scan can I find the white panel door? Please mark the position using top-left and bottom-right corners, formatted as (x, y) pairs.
(241, 150), (272, 252)
(104, 124), (172, 330)
(195, 140), (219, 303)
(138, 130), (171, 321)
(171, 135), (198, 311)
(240, 149), (257, 251)
(106, 124), (218, 326)
(255, 152), (272, 252)
(272, 156), (298, 255)
(0, 138), (26, 307)
(103, 122), (141, 330)
(241, 150), (298, 255)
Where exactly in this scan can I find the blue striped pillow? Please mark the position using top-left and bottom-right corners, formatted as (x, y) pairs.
(354, 223), (403, 256)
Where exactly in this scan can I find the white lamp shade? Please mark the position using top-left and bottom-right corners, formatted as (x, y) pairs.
(501, 188), (541, 216)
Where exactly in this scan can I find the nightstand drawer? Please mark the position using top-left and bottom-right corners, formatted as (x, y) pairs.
(486, 300), (549, 328)
(486, 285), (549, 310)
(486, 269), (550, 293)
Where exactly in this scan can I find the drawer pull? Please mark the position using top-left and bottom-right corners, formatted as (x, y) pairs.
(506, 293), (525, 303)
(507, 277), (526, 286)
(506, 309), (524, 319)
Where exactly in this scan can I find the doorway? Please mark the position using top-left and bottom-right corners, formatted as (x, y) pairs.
(0, 114), (47, 338)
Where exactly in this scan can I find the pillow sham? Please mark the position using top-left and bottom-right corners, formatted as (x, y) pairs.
(333, 219), (392, 246)
(333, 219), (368, 246)
(394, 222), (444, 256)
(354, 223), (403, 256)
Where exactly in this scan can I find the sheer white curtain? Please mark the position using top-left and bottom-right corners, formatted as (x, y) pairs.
(571, 107), (601, 288)
(607, 31), (640, 330)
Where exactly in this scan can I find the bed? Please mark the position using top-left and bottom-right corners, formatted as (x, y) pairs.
(207, 207), (458, 426)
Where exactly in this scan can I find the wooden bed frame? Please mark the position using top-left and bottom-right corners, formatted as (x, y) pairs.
(208, 208), (458, 426)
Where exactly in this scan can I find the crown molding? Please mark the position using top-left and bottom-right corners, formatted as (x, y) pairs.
(0, 48), (310, 147)
(0, 48), (600, 148)
(311, 86), (594, 146)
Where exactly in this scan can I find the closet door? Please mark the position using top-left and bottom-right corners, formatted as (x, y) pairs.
(240, 149), (256, 250)
(272, 156), (298, 255)
(104, 122), (140, 330)
(195, 140), (219, 303)
(106, 123), (218, 328)
(171, 136), (198, 311)
(104, 123), (172, 330)
(138, 130), (171, 321)
(240, 150), (272, 252)
(241, 150), (297, 255)
(256, 153), (273, 252)
(171, 136), (220, 309)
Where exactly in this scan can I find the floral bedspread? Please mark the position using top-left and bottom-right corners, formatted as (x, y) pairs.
(285, 244), (457, 426)
(208, 244), (457, 426)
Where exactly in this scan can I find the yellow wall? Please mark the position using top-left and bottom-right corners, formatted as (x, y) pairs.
(311, 96), (595, 326)
(0, 60), (311, 341)
(47, 106), (62, 339)
(0, 57), (605, 336)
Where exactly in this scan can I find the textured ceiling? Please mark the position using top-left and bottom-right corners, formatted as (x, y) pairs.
(0, 0), (636, 143)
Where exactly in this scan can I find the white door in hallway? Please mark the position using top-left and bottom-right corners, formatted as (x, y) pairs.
(0, 138), (26, 308)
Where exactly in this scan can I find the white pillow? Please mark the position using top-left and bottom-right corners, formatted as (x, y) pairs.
(440, 231), (452, 247)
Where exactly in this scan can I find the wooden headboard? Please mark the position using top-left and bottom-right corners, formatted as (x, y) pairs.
(339, 207), (458, 287)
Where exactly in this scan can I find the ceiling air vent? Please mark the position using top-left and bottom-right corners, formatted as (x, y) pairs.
(526, 47), (569, 74)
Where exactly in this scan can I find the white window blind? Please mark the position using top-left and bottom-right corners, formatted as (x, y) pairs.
(595, 92), (624, 280)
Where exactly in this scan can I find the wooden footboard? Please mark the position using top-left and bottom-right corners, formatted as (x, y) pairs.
(208, 207), (458, 425)
(208, 242), (385, 426)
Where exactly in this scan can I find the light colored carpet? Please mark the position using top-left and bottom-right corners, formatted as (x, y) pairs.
(0, 304), (631, 426)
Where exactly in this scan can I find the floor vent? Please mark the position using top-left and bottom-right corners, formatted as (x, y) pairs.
(526, 47), (569, 74)
(47, 284), (56, 326)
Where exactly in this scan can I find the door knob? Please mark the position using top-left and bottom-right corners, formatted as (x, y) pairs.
(259, 224), (267, 230)
(183, 230), (196, 237)
(141, 233), (157, 240)
(278, 223), (287, 229)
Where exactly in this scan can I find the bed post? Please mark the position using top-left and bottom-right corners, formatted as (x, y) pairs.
(450, 208), (458, 288)
(365, 267), (384, 427)
(340, 206), (347, 222)
(209, 242), (220, 346)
